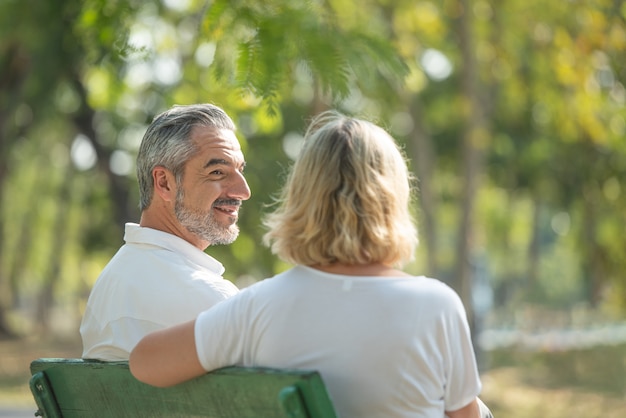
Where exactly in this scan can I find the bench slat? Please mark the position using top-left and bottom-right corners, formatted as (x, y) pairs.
(30, 358), (337, 418)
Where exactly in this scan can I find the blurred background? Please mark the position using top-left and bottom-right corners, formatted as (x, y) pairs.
(1, 0), (625, 416)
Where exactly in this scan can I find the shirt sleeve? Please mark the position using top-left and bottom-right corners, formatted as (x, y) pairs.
(194, 288), (254, 371)
(81, 313), (163, 360)
(441, 289), (483, 411)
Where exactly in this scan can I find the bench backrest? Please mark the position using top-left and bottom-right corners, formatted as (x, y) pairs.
(30, 358), (337, 418)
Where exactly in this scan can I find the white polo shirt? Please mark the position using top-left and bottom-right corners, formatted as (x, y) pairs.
(80, 223), (239, 360)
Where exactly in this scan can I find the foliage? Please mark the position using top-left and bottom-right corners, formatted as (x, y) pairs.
(0, 0), (625, 339)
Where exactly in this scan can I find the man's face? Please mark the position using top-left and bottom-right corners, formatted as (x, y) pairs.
(174, 126), (250, 246)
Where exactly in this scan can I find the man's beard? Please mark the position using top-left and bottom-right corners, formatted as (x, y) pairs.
(174, 188), (240, 245)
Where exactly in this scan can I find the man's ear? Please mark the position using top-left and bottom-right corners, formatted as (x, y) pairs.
(152, 166), (177, 202)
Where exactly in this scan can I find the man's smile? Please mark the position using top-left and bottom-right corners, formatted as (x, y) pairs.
(212, 199), (241, 217)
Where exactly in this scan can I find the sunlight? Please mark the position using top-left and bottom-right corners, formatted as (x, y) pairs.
(162, 0), (193, 12)
(153, 55), (182, 86)
(420, 48), (453, 81)
(195, 42), (216, 67)
(70, 134), (97, 171)
(110, 150), (134, 176)
(282, 132), (304, 160)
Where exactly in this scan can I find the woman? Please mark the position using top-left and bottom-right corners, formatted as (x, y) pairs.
(130, 111), (486, 418)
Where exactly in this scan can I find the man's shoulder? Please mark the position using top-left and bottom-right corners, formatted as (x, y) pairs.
(103, 241), (194, 275)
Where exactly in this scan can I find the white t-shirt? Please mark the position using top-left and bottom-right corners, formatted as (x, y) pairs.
(195, 265), (482, 418)
(80, 223), (239, 360)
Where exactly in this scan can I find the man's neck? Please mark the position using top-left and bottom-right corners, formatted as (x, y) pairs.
(139, 212), (209, 251)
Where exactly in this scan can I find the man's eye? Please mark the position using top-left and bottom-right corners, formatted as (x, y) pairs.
(210, 170), (224, 175)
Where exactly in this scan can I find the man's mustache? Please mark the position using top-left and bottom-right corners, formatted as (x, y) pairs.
(212, 199), (242, 208)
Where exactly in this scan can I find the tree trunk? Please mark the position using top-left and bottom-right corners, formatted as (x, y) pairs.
(0, 42), (30, 339)
(407, 96), (438, 276)
(582, 183), (604, 307)
(7, 195), (35, 307)
(70, 76), (137, 228)
(35, 161), (75, 335)
(455, 0), (489, 328)
(527, 196), (541, 295)
(0, 122), (13, 339)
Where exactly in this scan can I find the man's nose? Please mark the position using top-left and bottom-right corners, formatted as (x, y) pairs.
(228, 171), (251, 201)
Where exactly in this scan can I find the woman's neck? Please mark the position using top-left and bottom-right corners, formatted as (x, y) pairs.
(310, 262), (409, 277)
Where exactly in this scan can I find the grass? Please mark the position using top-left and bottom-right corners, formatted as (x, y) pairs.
(2, 337), (625, 417)
(480, 344), (626, 417)
(481, 367), (626, 418)
(0, 336), (81, 408)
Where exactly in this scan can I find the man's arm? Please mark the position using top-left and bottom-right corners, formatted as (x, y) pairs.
(445, 398), (481, 418)
(129, 319), (206, 387)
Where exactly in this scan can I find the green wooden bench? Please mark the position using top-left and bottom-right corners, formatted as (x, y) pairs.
(30, 358), (337, 418)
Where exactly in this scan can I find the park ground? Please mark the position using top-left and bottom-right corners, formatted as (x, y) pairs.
(1, 336), (625, 418)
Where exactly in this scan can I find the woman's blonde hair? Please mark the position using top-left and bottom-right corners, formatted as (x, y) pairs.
(262, 111), (418, 267)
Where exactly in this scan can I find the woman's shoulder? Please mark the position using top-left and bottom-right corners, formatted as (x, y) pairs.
(399, 276), (465, 307)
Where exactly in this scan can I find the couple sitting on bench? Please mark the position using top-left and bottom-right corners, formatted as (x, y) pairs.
(35, 105), (492, 417)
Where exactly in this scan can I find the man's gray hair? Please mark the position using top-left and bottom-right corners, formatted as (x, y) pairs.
(136, 103), (236, 211)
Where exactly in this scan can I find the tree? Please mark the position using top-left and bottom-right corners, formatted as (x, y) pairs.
(0, 0), (409, 337)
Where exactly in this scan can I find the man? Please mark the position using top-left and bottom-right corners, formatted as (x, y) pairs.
(80, 103), (250, 360)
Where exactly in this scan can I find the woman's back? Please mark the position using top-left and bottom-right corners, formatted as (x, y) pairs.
(194, 266), (482, 417)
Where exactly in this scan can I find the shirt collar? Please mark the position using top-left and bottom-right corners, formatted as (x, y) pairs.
(123, 223), (225, 275)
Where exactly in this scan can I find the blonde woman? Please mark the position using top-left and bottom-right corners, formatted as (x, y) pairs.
(130, 111), (489, 418)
